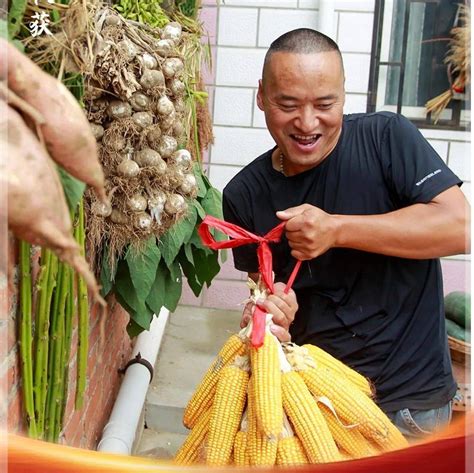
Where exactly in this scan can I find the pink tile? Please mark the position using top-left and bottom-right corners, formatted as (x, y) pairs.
(201, 0), (217, 6)
(199, 5), (218, 45)
(216, 253), (246, 281)
(201, 46), (217, 86)
(441, 259), (470, 295)
(202, 279), (249, 310)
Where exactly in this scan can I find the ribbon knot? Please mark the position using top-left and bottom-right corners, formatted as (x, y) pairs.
(198, 215), (301, 348)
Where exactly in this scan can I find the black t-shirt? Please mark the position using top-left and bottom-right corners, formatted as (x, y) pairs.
(223, 112), (461, 412)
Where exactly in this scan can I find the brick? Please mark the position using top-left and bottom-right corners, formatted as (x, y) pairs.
(218, 7), (258, 47)
(210, 126), (274, 166)
(448, 141), (471, 181)
(341, 53), (371, 93)
(344, 93), (368, 114)
(7, 390), (23, 432)
(214, 87), (255, 127)
(258, 8), (319, 47)
(337, 12), (374, 53)
(427, 140), (449, 163)
(216, 47), (266, 87)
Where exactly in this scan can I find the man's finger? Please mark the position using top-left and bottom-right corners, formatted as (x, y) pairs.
(276, 204), (310, 221)
(269, 323), (291, 342)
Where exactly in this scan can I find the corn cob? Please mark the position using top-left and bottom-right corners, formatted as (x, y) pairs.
(183, 334), (246, 429)
(174, 409), (212, 465)
(206, 358), (249, 466)
(233, 430), (248, 466)
(319, 403), (380, 458)
(303, 344), (374, 397)
(299, 366), (408, 451)
(250, 333), (283, 440)
(276, 436), (308, 466)
(281, 370), (341, 463)
(247, 375), (278, 466)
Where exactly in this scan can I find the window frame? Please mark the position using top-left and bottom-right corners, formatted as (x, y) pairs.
(367, 0), (471, 131)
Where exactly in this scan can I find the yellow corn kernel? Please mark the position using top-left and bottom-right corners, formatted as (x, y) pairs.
(303, 344), (374, 397)
(250, 333), (283, 440)
(206, 364), (249, 466)
(319, 403), (380, 459)
(282, 371), (341, 463)
(298, 366), (408, 451)
(183, 334), (246, 429)
(247, 376), (278, 466)
(174, 409), (211, 465)
(276, 436), (308, 466)
(233, 431), (247, 467)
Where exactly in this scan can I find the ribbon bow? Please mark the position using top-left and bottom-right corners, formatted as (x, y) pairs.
(198, 215), (302, 348)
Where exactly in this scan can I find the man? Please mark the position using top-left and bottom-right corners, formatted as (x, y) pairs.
(222, 28), (470, 438)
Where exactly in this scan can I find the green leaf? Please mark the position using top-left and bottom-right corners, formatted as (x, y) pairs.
(99, 245), (117, 297)
(192, 247), (221, 286)
(145, 264), (166, 315)
(193, 162), (207, 198)
(57, 167), (85, 212)
(184, 243), (194, 264)
(159, 204), (197, 266)
(201, 187), (223, 219)
(126, 237), (161, 303)
(193, 200), (206, 220)
(7, 0), (27, 39)
(126, 319), (146, 338)
(178, 249), (203, 297)
(188, 227), (213, 255)
(164, 260), (182, 312)
(114, 260), (152, 330)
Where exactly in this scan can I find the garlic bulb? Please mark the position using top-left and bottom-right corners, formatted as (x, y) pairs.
(90, 123), (105, 140)
(155, 39), (174, 57)
(162, 58), (184, 79)
(130, 92), (150, 111)
(162, 22), (182, 43)
(172, 149), (192, 168)
(117, 159), (140, 177)
(140, 69), (165, 90)
(110, 209), (128, 224)
(91, 200), (112, 217)
(164, 193), (186, 215)
(158, 135), (178, 158)
(107, 100), (132, 119)
(156, 95), (175, 116)
(127, 194), (148, 212)
(134, 212), (153, 231)
(180, 173), (197, 194)
(132, 111), (153, 129)
(141, 53), (158, 69)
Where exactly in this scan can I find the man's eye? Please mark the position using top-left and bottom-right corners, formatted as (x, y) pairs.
(318, 103), (333, 110)
(280, 104), (297, 111)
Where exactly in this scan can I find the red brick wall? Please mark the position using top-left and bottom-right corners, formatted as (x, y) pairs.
(3, 236), (133, 449)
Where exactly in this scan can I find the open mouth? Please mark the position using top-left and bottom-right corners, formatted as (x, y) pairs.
(290, 133), (322, 147)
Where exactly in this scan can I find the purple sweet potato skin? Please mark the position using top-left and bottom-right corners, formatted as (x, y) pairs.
(1, 39), (106, 201)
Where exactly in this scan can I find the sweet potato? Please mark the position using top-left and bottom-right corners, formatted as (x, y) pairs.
(2, 104), (104, 305)
(0, 38), (106, 202)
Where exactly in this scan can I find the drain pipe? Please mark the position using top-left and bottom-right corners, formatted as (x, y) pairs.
(318, 0), (336, 39)
(97, 308), (169, 455)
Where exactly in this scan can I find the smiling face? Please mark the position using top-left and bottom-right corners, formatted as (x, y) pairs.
(257, 50), (345, 175)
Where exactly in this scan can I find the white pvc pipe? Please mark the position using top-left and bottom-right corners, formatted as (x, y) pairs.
(318, 0), (336, 40)
(97, 308), (170, 454)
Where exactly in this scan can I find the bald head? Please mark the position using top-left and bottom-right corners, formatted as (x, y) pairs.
(262, 28), (344, 84)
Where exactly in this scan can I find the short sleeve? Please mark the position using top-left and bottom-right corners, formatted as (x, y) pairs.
(380, 114), (462, 206)
(222, 186), (259, 273)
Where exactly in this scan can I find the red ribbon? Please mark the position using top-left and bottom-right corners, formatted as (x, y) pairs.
(198, 215), (302, 348)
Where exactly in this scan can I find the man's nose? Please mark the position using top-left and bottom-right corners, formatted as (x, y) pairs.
(295, 108), (318, 132)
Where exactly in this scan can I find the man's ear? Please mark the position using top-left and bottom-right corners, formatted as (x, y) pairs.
(257, 79), (264, 111)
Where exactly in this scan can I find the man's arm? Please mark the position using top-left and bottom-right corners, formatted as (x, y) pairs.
(277, 186), (470, 261)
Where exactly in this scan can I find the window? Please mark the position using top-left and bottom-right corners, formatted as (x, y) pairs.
(367, 0), (470, 130)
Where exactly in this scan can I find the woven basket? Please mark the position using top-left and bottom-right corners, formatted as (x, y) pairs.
(448, 336), (471, 411)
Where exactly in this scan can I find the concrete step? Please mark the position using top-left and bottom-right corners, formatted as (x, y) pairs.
(135, 305), (243, 458)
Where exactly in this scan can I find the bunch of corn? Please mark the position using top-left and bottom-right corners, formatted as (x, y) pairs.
(175, 294), (408, 466)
